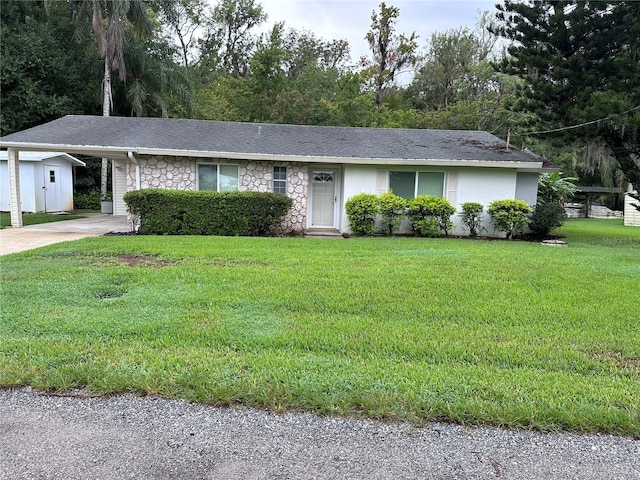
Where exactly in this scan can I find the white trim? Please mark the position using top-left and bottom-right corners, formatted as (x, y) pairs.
(0, 151), (85, 167)
(308, 166), (341, 229)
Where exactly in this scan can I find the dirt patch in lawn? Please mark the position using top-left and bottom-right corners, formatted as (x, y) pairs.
(114, 254), (177, 268)
(48, 253), (178, 268)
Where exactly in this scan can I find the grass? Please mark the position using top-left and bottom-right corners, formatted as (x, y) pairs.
(1, 218), (638, 435)
(1, 211), (85, 228)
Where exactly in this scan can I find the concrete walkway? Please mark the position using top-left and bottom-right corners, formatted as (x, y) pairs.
(0, 214), (129, 255)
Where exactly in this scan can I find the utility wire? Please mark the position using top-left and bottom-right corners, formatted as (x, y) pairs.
(513, 105), (640, 136)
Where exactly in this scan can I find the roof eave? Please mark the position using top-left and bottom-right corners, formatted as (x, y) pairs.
(1, 142), (131, 160)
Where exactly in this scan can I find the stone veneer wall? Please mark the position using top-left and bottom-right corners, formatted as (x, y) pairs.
(239, 161), (308, 232)
(127, 156), (309, 233)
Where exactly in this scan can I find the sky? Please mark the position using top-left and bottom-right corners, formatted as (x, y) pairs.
(258, 0), (501, 64)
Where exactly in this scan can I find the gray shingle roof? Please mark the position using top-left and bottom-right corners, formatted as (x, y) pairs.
(1, 115), (545, 165)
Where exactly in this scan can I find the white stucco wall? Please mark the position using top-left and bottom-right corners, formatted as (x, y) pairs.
(340, 165), (532, 237)
(455, 168), (518, 237)
(341, 165), (380, 232)
(515, 172), (539, 206)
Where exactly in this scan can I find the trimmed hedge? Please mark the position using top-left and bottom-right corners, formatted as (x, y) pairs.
(124, 189), (293, 236)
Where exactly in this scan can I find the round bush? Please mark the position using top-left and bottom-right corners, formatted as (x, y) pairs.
(345, 193), (379, 235)
(529, 202), (566, 236)
(378, 192), (407, 236)
(408, 195), (455, 237)
(459, 202), (484, 238)
(487, 199), (532, 239)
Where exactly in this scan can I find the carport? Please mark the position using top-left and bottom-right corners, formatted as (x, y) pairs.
(1, 141), (133, 228)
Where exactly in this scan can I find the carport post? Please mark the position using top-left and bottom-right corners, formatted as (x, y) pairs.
(7, 148), (22, 228)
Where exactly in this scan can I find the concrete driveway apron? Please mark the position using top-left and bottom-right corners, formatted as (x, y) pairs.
(0, 214), (129, 255)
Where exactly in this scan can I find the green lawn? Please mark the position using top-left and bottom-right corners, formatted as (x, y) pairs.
(1, 219), (638, 435)
(1, 212), (85, 228)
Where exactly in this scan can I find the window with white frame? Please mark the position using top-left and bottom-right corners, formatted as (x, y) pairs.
(197, 164), (238, 191)
(273, 166), (287, 194)
(389, 171), (445, 200)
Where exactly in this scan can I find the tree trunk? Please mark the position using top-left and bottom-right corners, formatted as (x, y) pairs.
(101, 56), (111, 200)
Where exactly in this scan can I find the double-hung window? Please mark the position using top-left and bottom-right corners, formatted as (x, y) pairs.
(389, 171), (445, 200)
(273, 166), (287, 194)
(197, 164), (238, 191)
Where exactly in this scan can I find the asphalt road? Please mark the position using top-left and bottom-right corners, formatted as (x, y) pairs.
(1, 387), (638, 479)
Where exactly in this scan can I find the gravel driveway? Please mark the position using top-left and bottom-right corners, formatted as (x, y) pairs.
(1, 387), (638, 479)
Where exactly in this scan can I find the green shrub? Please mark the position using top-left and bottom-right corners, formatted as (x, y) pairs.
(124, 189), (292, 236)
(487, 199), (533, 239)
(408, 195), (455, 237)
(73, 189), (101, 210)
(345, 193), (379, 235)
(459, 202), (484, 238)
(378, 191), (407, 236)
(529, 202), (566, 236)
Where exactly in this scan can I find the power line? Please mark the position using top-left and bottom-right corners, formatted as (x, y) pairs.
(513, 105), (640, 137)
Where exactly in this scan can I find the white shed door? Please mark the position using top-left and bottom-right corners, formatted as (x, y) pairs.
(43, 165), (62, 212)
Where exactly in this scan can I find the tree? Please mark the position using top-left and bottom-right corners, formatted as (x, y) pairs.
(364, 2), (418, 108)
(112, 34), (193, 118)
(404, 12), (524, 135)
(248, 23), (287, 121)
(156, 0), (207, 68)
(56, 0), (152, 199)
(414, 28), (479, 109)
(208, 0), (266, 78)
(494, 0), (640, 186)
(1, 1), (99, 136)
(537, 172), (577, 206)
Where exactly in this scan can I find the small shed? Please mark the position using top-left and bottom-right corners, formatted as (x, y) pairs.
(624, 191), (640, 227)
(0, 151), (85, 213)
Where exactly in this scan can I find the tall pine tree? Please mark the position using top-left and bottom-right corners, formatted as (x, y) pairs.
(494, 0), (640, 185)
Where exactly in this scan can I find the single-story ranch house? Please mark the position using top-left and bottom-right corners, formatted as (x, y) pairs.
(0, 115), (556, 234)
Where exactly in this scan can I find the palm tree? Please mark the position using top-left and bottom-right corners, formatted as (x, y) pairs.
(114, 35), (193, 118)
(48, 0), (152, 199)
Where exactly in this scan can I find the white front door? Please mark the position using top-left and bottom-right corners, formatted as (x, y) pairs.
(43, 165), (62, 212)
(311, 170), (336, 227)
